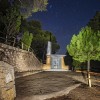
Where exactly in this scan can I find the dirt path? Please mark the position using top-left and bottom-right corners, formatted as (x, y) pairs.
(46, 84), (100, 100)
(16, 84), (80, 100)
(15, 71), (100, 100)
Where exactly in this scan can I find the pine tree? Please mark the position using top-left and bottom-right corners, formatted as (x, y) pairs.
(67, 27), (100, 87)
(87, 11), (100, 31)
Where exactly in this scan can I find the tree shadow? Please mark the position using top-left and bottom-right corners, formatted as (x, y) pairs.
(64, 52), (73, 70)
(81, 66), (86, 81)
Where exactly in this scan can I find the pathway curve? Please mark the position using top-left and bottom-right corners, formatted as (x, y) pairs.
(16, 84), (80, 100)
(15, 71), (99, 100)
(15, 72), (81, 100)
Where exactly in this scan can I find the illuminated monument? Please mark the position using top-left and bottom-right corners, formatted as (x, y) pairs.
(43, 41), (69, 71)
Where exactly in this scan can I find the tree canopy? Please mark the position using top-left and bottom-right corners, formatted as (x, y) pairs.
(67, 26), (100, 87)
(0, 6), (21, 45)
(0, 0), (48, 45)
(31, 30), (60, 61)
(20, 19), (42, 33)
(67, 27), (100, 62)
(13, 0), (48, 18)
(21, 31), (33, 51)
(87, 11), (100, 31)
(0, 0), (48, 18)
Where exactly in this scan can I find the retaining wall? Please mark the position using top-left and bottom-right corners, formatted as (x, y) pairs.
(0, 43), (42, 72)
(0, 61), (16, 100)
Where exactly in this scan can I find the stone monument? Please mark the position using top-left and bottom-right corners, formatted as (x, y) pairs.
(43, 41), (69, 71)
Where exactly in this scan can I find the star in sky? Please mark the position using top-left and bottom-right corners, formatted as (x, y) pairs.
(49, 5), (52, 9)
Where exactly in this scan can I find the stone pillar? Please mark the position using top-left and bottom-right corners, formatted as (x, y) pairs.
(61, 57), (69, 70)
(47, 41), (51, 56)
(0, 61), (16, 100)
(42, 55), (51, 70)
(43, 41), (51, 70)
(46, 55), (51, 65)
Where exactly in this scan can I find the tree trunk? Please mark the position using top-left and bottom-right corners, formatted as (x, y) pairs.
(13, 37), (16, 47)
(5, 35), (8, 44)
(28, 47), (29, 51)
(22, 42), (23, 49)
(87, 60), (92, 87)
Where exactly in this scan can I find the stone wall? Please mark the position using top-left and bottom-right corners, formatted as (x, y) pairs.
(0, 61), (16, 100)
(0, 43), (42, 72)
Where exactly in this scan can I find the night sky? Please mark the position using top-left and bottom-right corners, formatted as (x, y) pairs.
(28, 0), (100, 54)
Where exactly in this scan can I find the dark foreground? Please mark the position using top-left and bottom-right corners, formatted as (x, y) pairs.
(46, 84), (100, 100)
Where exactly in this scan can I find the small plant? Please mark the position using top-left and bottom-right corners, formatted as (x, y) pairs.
(21, 31), (33, 51)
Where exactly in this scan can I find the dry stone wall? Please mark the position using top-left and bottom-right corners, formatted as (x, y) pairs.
(0, 43), (42, 72)
(0, 61), (16, 100)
